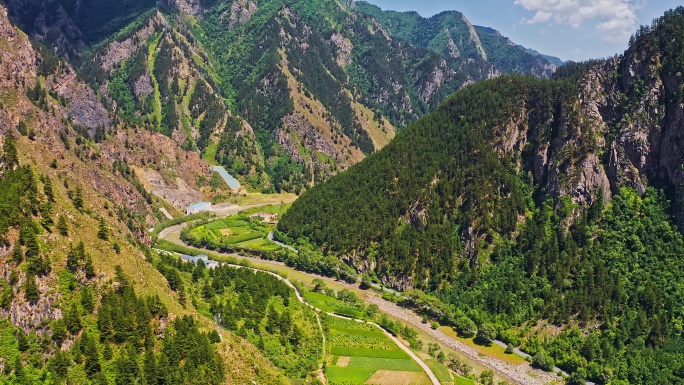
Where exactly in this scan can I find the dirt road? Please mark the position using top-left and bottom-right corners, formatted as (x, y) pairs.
(158, 223), (562, 385)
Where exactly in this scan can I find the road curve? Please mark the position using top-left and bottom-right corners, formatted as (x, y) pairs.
(158, 223), (563, 384)
(153, 247), (440, 385)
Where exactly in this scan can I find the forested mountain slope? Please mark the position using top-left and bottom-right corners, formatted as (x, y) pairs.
(5, 0), (559, 193)
(355, 1), (561, 78)
(0, 5), (292, 383)
(279, 7), (684, 384)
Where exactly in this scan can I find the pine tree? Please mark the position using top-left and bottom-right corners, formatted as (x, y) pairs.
(82, 332), (101, 376)
(57, 215), (68, 236)
(143, 349), (157, 385)
(2, 131), (18, 169)
(65, 301), (82, 335)
(97, 217), (108, 241)
(16, 330), (29, 352)
(81, 287), (95, 313)
(66, 243), (80, 272)
(40, 202), (53, 229)
(43, 176), (54, 202)
(11, 245), (23, 265)
(51, 318), (67, 346)
(73, 187), (83, 210)
(84, 254), (96, 279)
(48, 348), (70, 378)
(102, 342), (113, 361)
(24, 273), (40, 303)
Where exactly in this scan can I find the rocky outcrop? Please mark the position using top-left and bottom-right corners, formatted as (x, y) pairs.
(224, 0), (258, 29)
(329, 32), (352, 67)
(0, 6), (37, 89)
(46, 65), (112, 131)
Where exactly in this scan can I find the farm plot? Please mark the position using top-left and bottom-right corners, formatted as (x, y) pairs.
(186, 214), (280, 252)
(304, 291), (369, 319)
(324, 316), (430, 385)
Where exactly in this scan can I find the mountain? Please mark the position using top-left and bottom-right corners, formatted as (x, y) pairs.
(0, 5), (294, 383)
(5, 0), (560, 194)
(278, 7), (684, 384)
(355, 2), (561, 78)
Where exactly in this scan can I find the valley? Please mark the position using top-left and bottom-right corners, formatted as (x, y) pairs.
(156, 214), (560, 385)
(1, 0), (684, 384)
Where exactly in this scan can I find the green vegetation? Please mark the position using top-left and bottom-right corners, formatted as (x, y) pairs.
(425, 358), (452, 384)
(0, 265), (224, 384)
(356, 1), (558, 77)
(182, 214), (281, 253)
(281, 8), (684, 384)
(153, 254), (323, 380)
(323, 316), (427, 385)
(325, 367), (376, 384)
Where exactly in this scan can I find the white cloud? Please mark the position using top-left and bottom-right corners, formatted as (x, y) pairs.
(514, 0), (638, 42)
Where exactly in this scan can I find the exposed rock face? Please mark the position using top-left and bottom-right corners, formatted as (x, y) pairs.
(174, 0), (201, 15)
(0, 6), (37, 89)
(101, 129), (211, 210)
(224, 0), (258, 29)
(46, 65), (112, 130)
(0, 271), (62, 334)
(462, 15), (487, 61)
(330, 32), (352, 67)
(96, 18), (156, 73)
(133, 73), (154, 99)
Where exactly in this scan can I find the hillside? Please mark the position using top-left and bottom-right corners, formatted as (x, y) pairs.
(5, 0), (560, 193)
(0, 5), (292, 383)
(355, 1), (561, 78)
(279, 7), (684, 384)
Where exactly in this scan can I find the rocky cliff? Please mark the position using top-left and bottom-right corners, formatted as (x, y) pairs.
(278, 6), (684, 288)
(4, 0), (561, 194)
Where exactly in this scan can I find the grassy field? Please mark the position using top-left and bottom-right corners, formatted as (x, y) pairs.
(452, 375), (477, 385)
(304, 291), (369, 319)
(425, 359), (452, 384)
(326, 367), (377, 384)
(324, 317), (429, 385)
(186, 214), (280, 253)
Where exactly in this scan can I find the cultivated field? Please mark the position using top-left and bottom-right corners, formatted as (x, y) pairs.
(324, 316), (431, 385)
(185, 205), (289, 253)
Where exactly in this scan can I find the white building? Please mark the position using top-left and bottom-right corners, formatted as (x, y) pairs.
(187, 202), (212, 215)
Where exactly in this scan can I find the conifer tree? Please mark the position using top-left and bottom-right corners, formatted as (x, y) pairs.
(66, 243), (80, 272)
(81, 287), (95, 313)
(43, 176), (54, 202)
(65, 301), (82, 335)
(57, 215), (68, 236)
(23, 273), (40, 303)
(73, 187), (83, 210)
(2, 131), (18, 169)
(82, 332), (101, 376)
(51, 318), (67, 346)
(11, 245), (23, 265)
(143, 349), (157, 385)
(48, 348), (70, 379)
(84, 254), (96, 279)
(98, 217), (108, 240)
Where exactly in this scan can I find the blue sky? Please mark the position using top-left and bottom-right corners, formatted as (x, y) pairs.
(361, 0), (682, 61)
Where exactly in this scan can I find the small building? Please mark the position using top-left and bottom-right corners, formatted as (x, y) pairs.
(250, 212), (279, 224)
(187, 202), (212, 215)
(179, 254), (220, 269)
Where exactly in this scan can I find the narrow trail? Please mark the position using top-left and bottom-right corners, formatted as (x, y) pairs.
(158, 223), (564, 385)
(153, 246), (441, 385)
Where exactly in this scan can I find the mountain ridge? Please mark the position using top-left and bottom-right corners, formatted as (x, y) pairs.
(278, 6), (684, 384)
(5, 0), (562, 194)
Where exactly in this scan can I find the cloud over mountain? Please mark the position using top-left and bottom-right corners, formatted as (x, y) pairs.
(515, 0), (638, 42)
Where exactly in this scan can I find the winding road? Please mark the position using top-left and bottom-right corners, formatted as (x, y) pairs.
(153, 246), (441, 385)
(159, 222), (564, 385)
